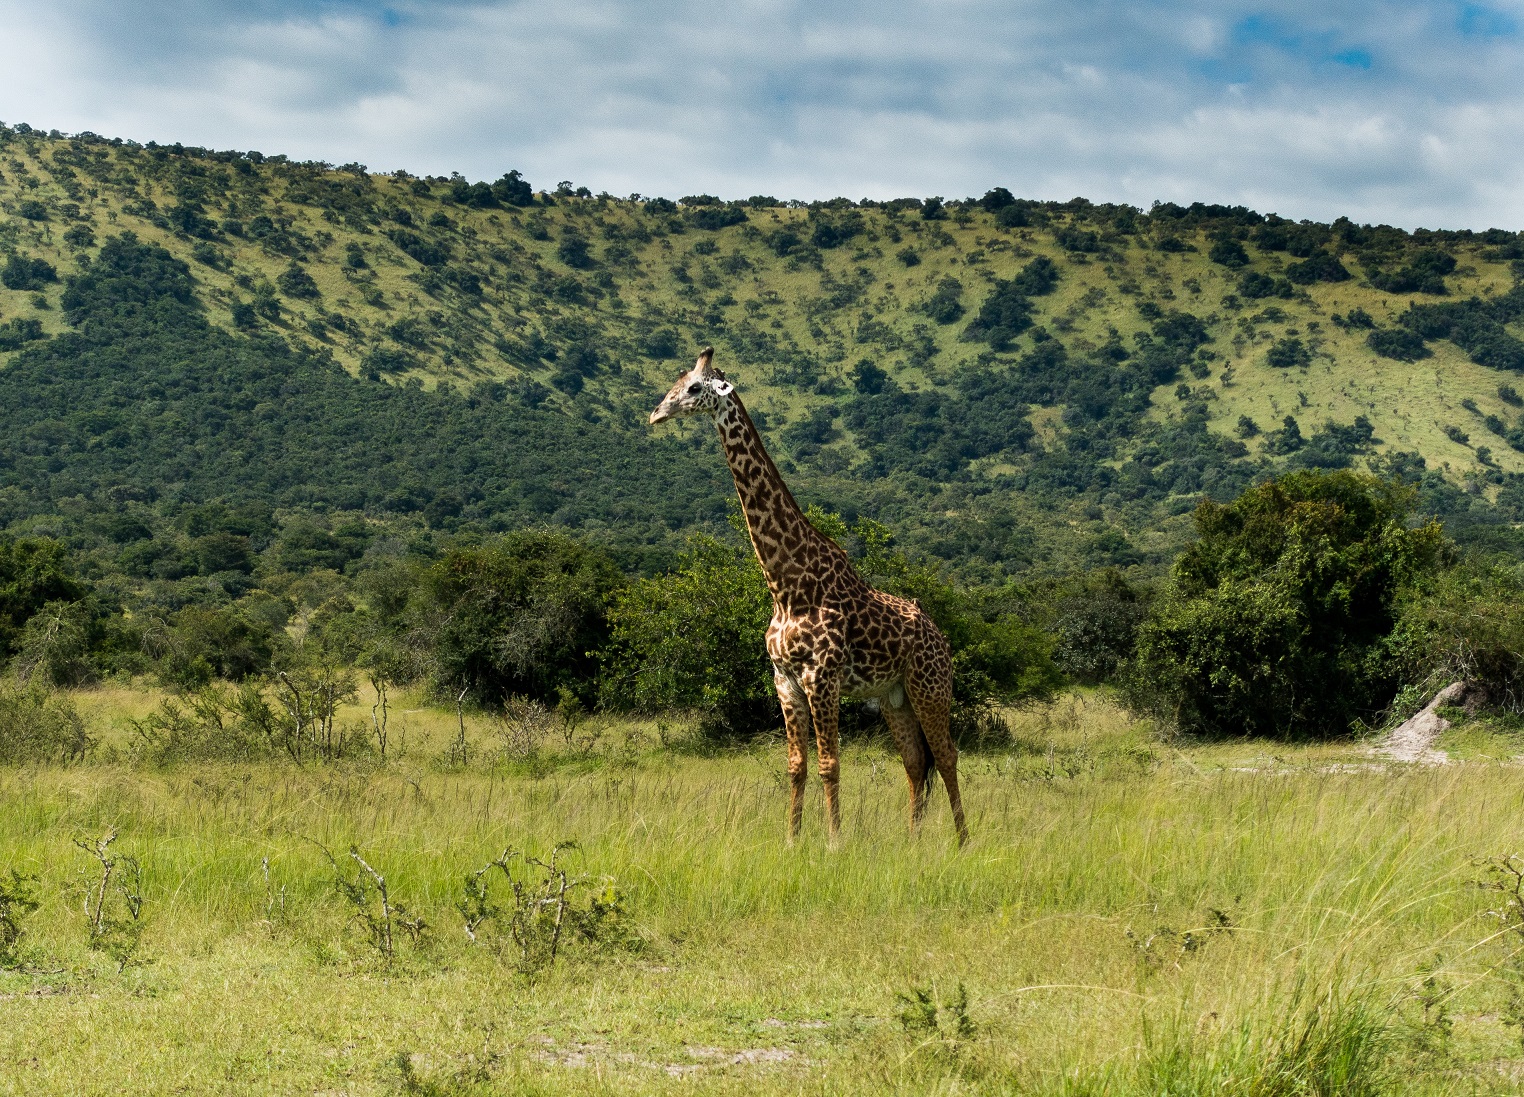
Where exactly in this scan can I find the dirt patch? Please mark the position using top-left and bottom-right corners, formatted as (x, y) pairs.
(1379, 681), (1469, 765)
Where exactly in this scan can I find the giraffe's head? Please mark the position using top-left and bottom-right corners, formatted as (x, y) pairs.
(649, 346), (734, 425)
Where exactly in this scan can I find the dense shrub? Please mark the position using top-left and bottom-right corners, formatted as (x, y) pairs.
(1208, 237), (1248, 268)
(1367, 327), (1431, 362)
(1129, 471), (1450, 737)
(0, 683), (91, 763)
(1050, 569), (1148, 685)
(963, 258), (1058, 350)
(921, 277), (965, 324)
(600, 535), (775, 737)
(1395, 564), (1524, 711)
(130, 682), (282, 763)
(414, 531), (625, 706)
(1367, 249), (1455, 295)
(1285, 252), (1351, 285)
(1237, 271), (1292, 299)
(0, 538), (86, 660)
(0, 318), (45, 351)
(1266, 337), (1311, 369)
(1, 254), (57, 291)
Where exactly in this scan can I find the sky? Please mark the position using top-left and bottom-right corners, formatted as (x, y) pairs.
(1, 1), (1522, 229)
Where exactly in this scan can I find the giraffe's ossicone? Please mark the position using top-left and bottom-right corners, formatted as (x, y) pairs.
(650, 347), (969, 846)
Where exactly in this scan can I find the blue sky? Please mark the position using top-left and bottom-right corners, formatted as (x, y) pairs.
(2, 1), (1522, 228)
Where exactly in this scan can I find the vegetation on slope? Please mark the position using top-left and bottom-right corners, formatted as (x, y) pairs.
(3, 122), (1524, 581)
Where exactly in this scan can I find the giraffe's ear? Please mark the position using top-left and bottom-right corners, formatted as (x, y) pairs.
(712, 379), (734, 397)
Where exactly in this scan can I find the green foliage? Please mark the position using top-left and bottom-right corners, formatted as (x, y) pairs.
(0, 869), (40, 968)
(14, 599), (95, 686)
(0, 234), (729, 557)
(1284, 251), (1351, 284)
(275, 262), (319, 299)
(0, 537), (85, 660)
(0, 317), (45, 350)
(1237, 270), (1293, 299)
(1208, 236), (1248, 268)
(600, 535), (774, 737)
(1266, 336), (1310, 369)
(1367, 326), (1431, 362)
(153, 602), (284, 688)
(130, 680), (283, 763)
(1367, 248), (1456, 295)
(1130, 471), (1450, 737)
(414, 530), (625, 707)
(1264, 415), (1304, 455)
(962, 257), (1058, 350)
(920, 277), (964, 324)
(1400, 286), (1524, 372)
(1395, 563), (1524, 711)
(1049, 569), (1148, 685)
(0, 681), (92, 763)
(1055, 226), (1100, 252)
(1, 253), (56, 291)
(995, 204), (1029, 228)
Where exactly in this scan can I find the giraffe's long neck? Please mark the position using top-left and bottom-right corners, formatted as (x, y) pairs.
(714, 395), (846, 609)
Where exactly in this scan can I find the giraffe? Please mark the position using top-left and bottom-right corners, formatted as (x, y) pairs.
(650, 348), (968, 846)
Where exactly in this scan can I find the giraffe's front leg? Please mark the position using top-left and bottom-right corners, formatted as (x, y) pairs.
(802, 670), (842, 844)
(773, 666), (811, 843)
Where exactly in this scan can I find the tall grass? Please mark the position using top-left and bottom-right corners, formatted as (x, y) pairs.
(0, 694), (1521, 1093)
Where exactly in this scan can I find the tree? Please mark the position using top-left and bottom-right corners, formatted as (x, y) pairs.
(1208, 236), (1248, 268)
(1, 254), (57, 291)
(852, 359), (888, 394)
(979, 187), (1015, 211)
(1129, 471), (1450, 737)
(1367, 327), (1430, 362)
(600, 535), (775, 737)
(0, 538), (85, 659)
(556, 234), (594, 269)
(276, 263), (320, 299)
(492, 170), (533, 206)
(921, 277), (965, 324)
(1266, 337), (1310, 369)
(1285, 251), (1351, 284)
(414, 531), (625, 706)
(963, 258), (1059, 350)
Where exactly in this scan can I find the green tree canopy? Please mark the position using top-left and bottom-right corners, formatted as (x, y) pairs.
(1131, 471), (1450, 738)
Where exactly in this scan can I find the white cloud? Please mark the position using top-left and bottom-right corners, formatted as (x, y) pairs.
(0, 1), (1521, 227)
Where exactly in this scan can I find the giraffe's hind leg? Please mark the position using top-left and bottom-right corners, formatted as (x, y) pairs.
(881, 687), (930, 834)
(904, 649), (968, 846)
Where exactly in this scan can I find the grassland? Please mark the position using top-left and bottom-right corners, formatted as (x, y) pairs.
(4, 689), (1524, 1094)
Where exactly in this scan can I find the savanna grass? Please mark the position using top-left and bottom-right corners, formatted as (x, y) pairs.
(1, 693), (1523, 1093)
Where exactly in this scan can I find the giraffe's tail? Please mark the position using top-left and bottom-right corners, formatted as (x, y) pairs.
(916, 721), (938, 794)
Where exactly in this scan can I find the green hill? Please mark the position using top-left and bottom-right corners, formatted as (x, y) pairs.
(2, 123), (1523, 575)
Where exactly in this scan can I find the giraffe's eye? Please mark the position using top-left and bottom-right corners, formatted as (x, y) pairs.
(687, 383), (702, 395)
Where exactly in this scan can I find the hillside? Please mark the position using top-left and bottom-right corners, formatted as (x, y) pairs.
(2, 123), (1524, 575)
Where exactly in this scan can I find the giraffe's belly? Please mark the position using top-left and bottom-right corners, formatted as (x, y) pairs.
(841, 668), (905, 707)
